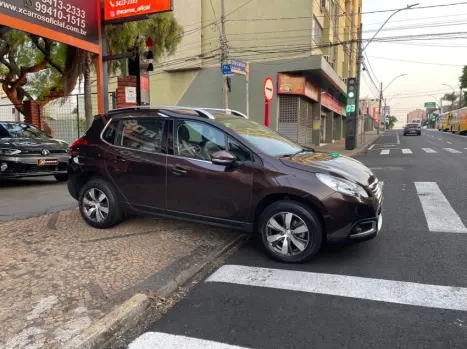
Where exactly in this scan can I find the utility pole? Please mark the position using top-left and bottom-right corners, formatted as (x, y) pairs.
(355, 23), (363, 145)
(220, 0), (229, 109)
(377, 82), (383, 135)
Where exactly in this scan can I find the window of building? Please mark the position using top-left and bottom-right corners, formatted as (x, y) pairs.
(118, 118), (166, 153)
(175, 120), (226, 161)
(312, 16), (323, 45)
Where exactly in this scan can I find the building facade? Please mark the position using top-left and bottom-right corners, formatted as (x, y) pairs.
(131, 0), (363, 146)
(407, 109), (425, 123)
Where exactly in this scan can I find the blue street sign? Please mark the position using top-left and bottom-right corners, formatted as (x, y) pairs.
(230, 58), (249, 75)
(221, 64), (233, 76)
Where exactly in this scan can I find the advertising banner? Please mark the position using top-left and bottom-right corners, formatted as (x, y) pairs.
(104, 0), (173, 23)
(0, 0), (100, 53)
(277, 73), (320, 102)
(321, 91), (344, 115)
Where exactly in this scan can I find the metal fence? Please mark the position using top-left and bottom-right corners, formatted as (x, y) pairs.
(0, 93), (116, 144)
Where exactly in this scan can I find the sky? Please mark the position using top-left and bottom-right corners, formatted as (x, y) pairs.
(360, 0), (467, 125)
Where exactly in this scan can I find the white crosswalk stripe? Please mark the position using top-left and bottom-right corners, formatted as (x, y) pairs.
(380, 149), (390, 155)
(444, 148), (462, 153)
(401, 149), (412, 154)
(415, 182), (467, 233)
(422, 148), (436, 153)
(129, 332), (251, 349)
(206, 265), (467, 312)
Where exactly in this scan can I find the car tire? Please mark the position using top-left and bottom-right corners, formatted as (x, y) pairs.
(78, 178), (123, 229)
(54, 174), (68, 182)
(258, 201), (324, 264)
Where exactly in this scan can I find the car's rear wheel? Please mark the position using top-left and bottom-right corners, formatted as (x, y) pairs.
(54, 174), (68, 182)
(78, 178), (123, 229)
(258, 201), (324, 263)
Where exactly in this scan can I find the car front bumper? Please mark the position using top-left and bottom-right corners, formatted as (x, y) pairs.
(323, 184), (384, 243)
(0, 155), (69, 179)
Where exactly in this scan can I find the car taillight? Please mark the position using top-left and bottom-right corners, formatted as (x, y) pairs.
(69, 138), (88, 156)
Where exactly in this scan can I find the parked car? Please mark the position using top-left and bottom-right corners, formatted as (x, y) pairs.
(67, 107), (383, 263)
(403, 123), (421, 136)
(0, 121), (69, 181)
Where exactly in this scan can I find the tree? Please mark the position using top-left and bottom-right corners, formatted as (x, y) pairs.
(386, 116), (398, 130)
(0, 28), (80, 113)
(442, 92), (458, 111)
(459, 66), (467, 107)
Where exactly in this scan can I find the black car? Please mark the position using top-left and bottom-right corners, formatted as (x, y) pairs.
(403, 123), (421, 136)
(0, 122), (69, 181)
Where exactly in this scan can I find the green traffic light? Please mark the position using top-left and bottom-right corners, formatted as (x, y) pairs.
(348, 91), (355, 98)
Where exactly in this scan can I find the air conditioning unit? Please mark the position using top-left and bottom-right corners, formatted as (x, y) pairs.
(343, 78), (348, 84)
(323, 55), (330, 63)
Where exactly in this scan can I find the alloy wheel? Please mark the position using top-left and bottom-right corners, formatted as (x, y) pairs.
(266, 212), (311, 256)
(83, 188), (110, 223)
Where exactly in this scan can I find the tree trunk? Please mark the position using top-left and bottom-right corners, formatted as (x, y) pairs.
(84, 53), (93, 129)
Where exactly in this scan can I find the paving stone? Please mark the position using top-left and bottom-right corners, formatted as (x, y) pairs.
(0, 208), (233, 348)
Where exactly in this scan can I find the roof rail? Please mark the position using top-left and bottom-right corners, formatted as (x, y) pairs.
(200, 108), (249, 119)
(108, 106), (248, 120)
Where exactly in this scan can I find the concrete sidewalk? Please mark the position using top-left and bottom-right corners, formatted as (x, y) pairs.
(315, 130), (381, 156)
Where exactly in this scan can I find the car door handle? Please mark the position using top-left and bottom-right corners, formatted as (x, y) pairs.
(173, 166), (187, 175)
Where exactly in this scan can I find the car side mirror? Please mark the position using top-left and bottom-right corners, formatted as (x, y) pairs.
(211, 150), (236, 166)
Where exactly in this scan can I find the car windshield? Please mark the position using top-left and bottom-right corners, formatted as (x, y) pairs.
(217, 117), (304, 157)
(0, 123), (51, 138)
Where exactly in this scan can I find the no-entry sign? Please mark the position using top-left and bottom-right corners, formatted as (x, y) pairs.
(0, 0), (100, 53)
(264, 77), (274, 102)
(104, 0), (173, 23)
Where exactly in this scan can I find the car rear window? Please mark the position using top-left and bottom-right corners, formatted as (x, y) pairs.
(408, 124), (419, 128)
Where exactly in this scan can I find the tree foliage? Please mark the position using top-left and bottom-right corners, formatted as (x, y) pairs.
(386, 115), (398, 130)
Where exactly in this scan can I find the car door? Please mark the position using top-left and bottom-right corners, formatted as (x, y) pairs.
(166, 119), (254, 225)
(105, 115), (168, 212)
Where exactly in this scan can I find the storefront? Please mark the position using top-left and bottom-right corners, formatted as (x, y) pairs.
(277, 73), (320, 145)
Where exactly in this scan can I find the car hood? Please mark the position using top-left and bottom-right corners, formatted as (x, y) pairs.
(280, 151), (376, 187)
(0, 137), (69, 152)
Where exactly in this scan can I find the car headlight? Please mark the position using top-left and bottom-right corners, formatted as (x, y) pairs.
(316, 173), (369, 198)
(0, 148), (21, 155)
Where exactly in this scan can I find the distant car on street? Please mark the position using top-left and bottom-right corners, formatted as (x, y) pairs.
(0, 122), (69, 181)
(67, 106), (383, 263)
(403, 123), (421, 136)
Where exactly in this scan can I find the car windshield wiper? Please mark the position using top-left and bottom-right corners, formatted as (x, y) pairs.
(279, 149), (309, 157)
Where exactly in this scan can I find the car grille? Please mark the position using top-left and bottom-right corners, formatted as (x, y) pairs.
(369, 179), (383, 202)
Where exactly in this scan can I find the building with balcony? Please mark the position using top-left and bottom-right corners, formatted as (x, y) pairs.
(142, 0), (362, 147)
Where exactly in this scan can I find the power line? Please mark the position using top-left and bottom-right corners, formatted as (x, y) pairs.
(368, 56), (465, 67)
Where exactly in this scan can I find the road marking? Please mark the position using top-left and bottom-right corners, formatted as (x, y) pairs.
(396, 133), (400, 144)
(380, 149), (390, 155)
(437, 138), (442, 140)
(422, 148), (437, 153)
(206, 265), (467, 311)
(447, 141), (452, 144)
(444, 148), (462, 153)
(368, 144), (375, 150)
(401, 149), (412, 154)
(128, 332), (251, 349)
(414, 182), (467, 233)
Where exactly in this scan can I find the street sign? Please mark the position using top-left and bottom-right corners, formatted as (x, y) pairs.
(221, 64), (233, 76)
(264, 77), (274, 102)
(424, 102), (436, 108)
(104, 0), (173, 23)
(230, 59), (249, 75)
(383, 106), (390, 115)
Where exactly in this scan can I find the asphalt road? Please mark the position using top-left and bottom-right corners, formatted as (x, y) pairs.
(0, 177), (76, 221)
(128, 128), (467, 349)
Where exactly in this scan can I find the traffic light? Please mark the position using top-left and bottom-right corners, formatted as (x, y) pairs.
(141, 37), (154, 73)
(346, 78), (357, 114)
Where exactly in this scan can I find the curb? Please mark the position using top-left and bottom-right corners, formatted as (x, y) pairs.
(64, 233), (248, 349)
(353, 132), (383, 156)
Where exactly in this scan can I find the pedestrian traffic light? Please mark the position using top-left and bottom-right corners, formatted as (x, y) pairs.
(141, 37), (154, 73)
(346, 78), (357, 114)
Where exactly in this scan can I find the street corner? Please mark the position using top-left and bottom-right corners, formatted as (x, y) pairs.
(0, 208), (240, 349)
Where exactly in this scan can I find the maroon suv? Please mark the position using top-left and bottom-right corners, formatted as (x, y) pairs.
(67, 107), (383, 263)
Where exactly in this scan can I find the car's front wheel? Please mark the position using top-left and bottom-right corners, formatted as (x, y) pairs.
(54, 174), (68, 182)
(78, 178), (123, 229)
(258, 201), (324, 263)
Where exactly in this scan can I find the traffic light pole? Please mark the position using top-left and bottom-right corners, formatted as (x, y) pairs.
(135, 50), (142, 106)
(377, 82), (383, 135)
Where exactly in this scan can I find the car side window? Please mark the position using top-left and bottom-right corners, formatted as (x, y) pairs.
(228, 137), (252, 163)
(102, 120), (119, 144)
(119, 118), (166, 153)
(175, 120), (226, 161)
